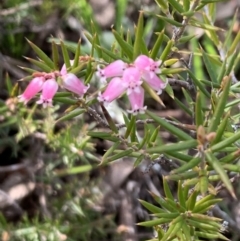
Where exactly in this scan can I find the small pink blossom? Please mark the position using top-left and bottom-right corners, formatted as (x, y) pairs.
(122, 67), (143, 95)
(98, 77), (127, 104)
(127, 86), (147, 115)
(18, 77), (44, 104)
(142, 72), (167, 95)
(62, 73), (89, 96)
(37, 79), (58, 108)
(134, 55), (161, 78)
(96, 60), (127, 83)
(60, 60), (75, 76)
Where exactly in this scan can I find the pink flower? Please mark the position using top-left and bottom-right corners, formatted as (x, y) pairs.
(60, 60), (75, 76)
(62, 73), (89, 96)
(134, 55), (161, 78)
(122, 67), (143, 95)
(96, 60), (127, 83)
(37, 79), (58, 108)
(127, 86), (147, 115)
(142, 72), (167, 95)
(18, 77), (45, 104)
(98, 77), (127, 104)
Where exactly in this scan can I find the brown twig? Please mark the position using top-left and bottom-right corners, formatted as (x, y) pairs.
(212, 205), (240, 234)
(0, 0), (43, 16)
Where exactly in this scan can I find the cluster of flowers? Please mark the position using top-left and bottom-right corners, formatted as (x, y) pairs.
(18, 62), (89, 108)
(96, 55), (167, 115)
(19, 55), (167, 114)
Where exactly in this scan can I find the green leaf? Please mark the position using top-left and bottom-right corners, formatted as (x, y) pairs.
(187, 70), (211, 98)
(177, 181), (187, 209)
(103, 149), (133, 163)
(172, 157), (201, 174)
(137, 218), (171, 227)
(150, 30), (165, 59)
(148, 126), (160, 147)
(115, 0), (127, 31)
(24, 57), (52, 72)
(189, 19), (224, 31)
(55, 109), (85, 123)
(178, 34), (196, 44)
(223, 164), (240, 172)
(138, 129), (151, 149)
(208, 76), (231, 132)
(154, 0), (168, 12)
(54, 97), (78, 105)
(100, 104), (118, 133)
(161, 68), (186, 75)
(146, 139), (197, 154)
(195, 91), (203, 126)
(133, 155), (144, 167)
(91, 21), (102, 58)
(5, 74), (13, 94)
(61, 41), (71, 68)
(174, 97), (192, 116)
(183, 0), (190, 11)
(142, 81), (166, 106)
(112, 29), (133, 59)
(163, 177), (174, 201)
(211, 112), (229, 145)
(160, 40), (174, 62)
(73, 39), (81, 68)
(199, 170), (208, 195)
(165, 171), (198, 181)
(96, 45), (125, 61)
(164, 82), (174, 99)
(161, 216), (183, 241)
(54, 165), (93, 176)
(181, 221), (191, 241)
(219, 149), (240, 163)
(101, 142), (120, 164)
(146, 110), (193, 140)
(223, 9), (238, 49)
(186, 190), (199, 211)
(192, 195), (222, 214)
(18, 66), (36, 74)
(167, 0), (184, 13)
(26, 38), (54, 69)
(133, 11), (144, 59)
(139, 199), (166, 214)
(227, 30), (240, 57)
(205, 152), (235, 198)
(225, 50), (239, 76)
(149, 191), (176, 212)
(125, 115), (136, 138)
(187, 219), (219, 232)
(165, 151), (192, 162)
(201, 48), (218, 83)
(202, 13), (220, 47)
(52, 41), (60, 70)
(156, 14), (183, 27)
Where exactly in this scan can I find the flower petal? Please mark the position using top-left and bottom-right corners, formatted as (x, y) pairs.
(98, 77), (127, 103)
(96, 60), (127, 83)
(37, 78), (58, 108)
(127, 86), (147, 115)
(62, 73), (89, 96)
(18, 77), (45, 104)
(143, 72), (167, 94)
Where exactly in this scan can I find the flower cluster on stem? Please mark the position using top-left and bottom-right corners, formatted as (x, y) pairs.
(96, 55), (167, 115)
(18, 61), (89, 108)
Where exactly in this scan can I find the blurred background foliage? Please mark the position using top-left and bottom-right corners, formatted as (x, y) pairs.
(1, 0), (240, 241)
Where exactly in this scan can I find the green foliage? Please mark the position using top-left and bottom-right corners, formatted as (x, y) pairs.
(2, 0), (240, 240)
